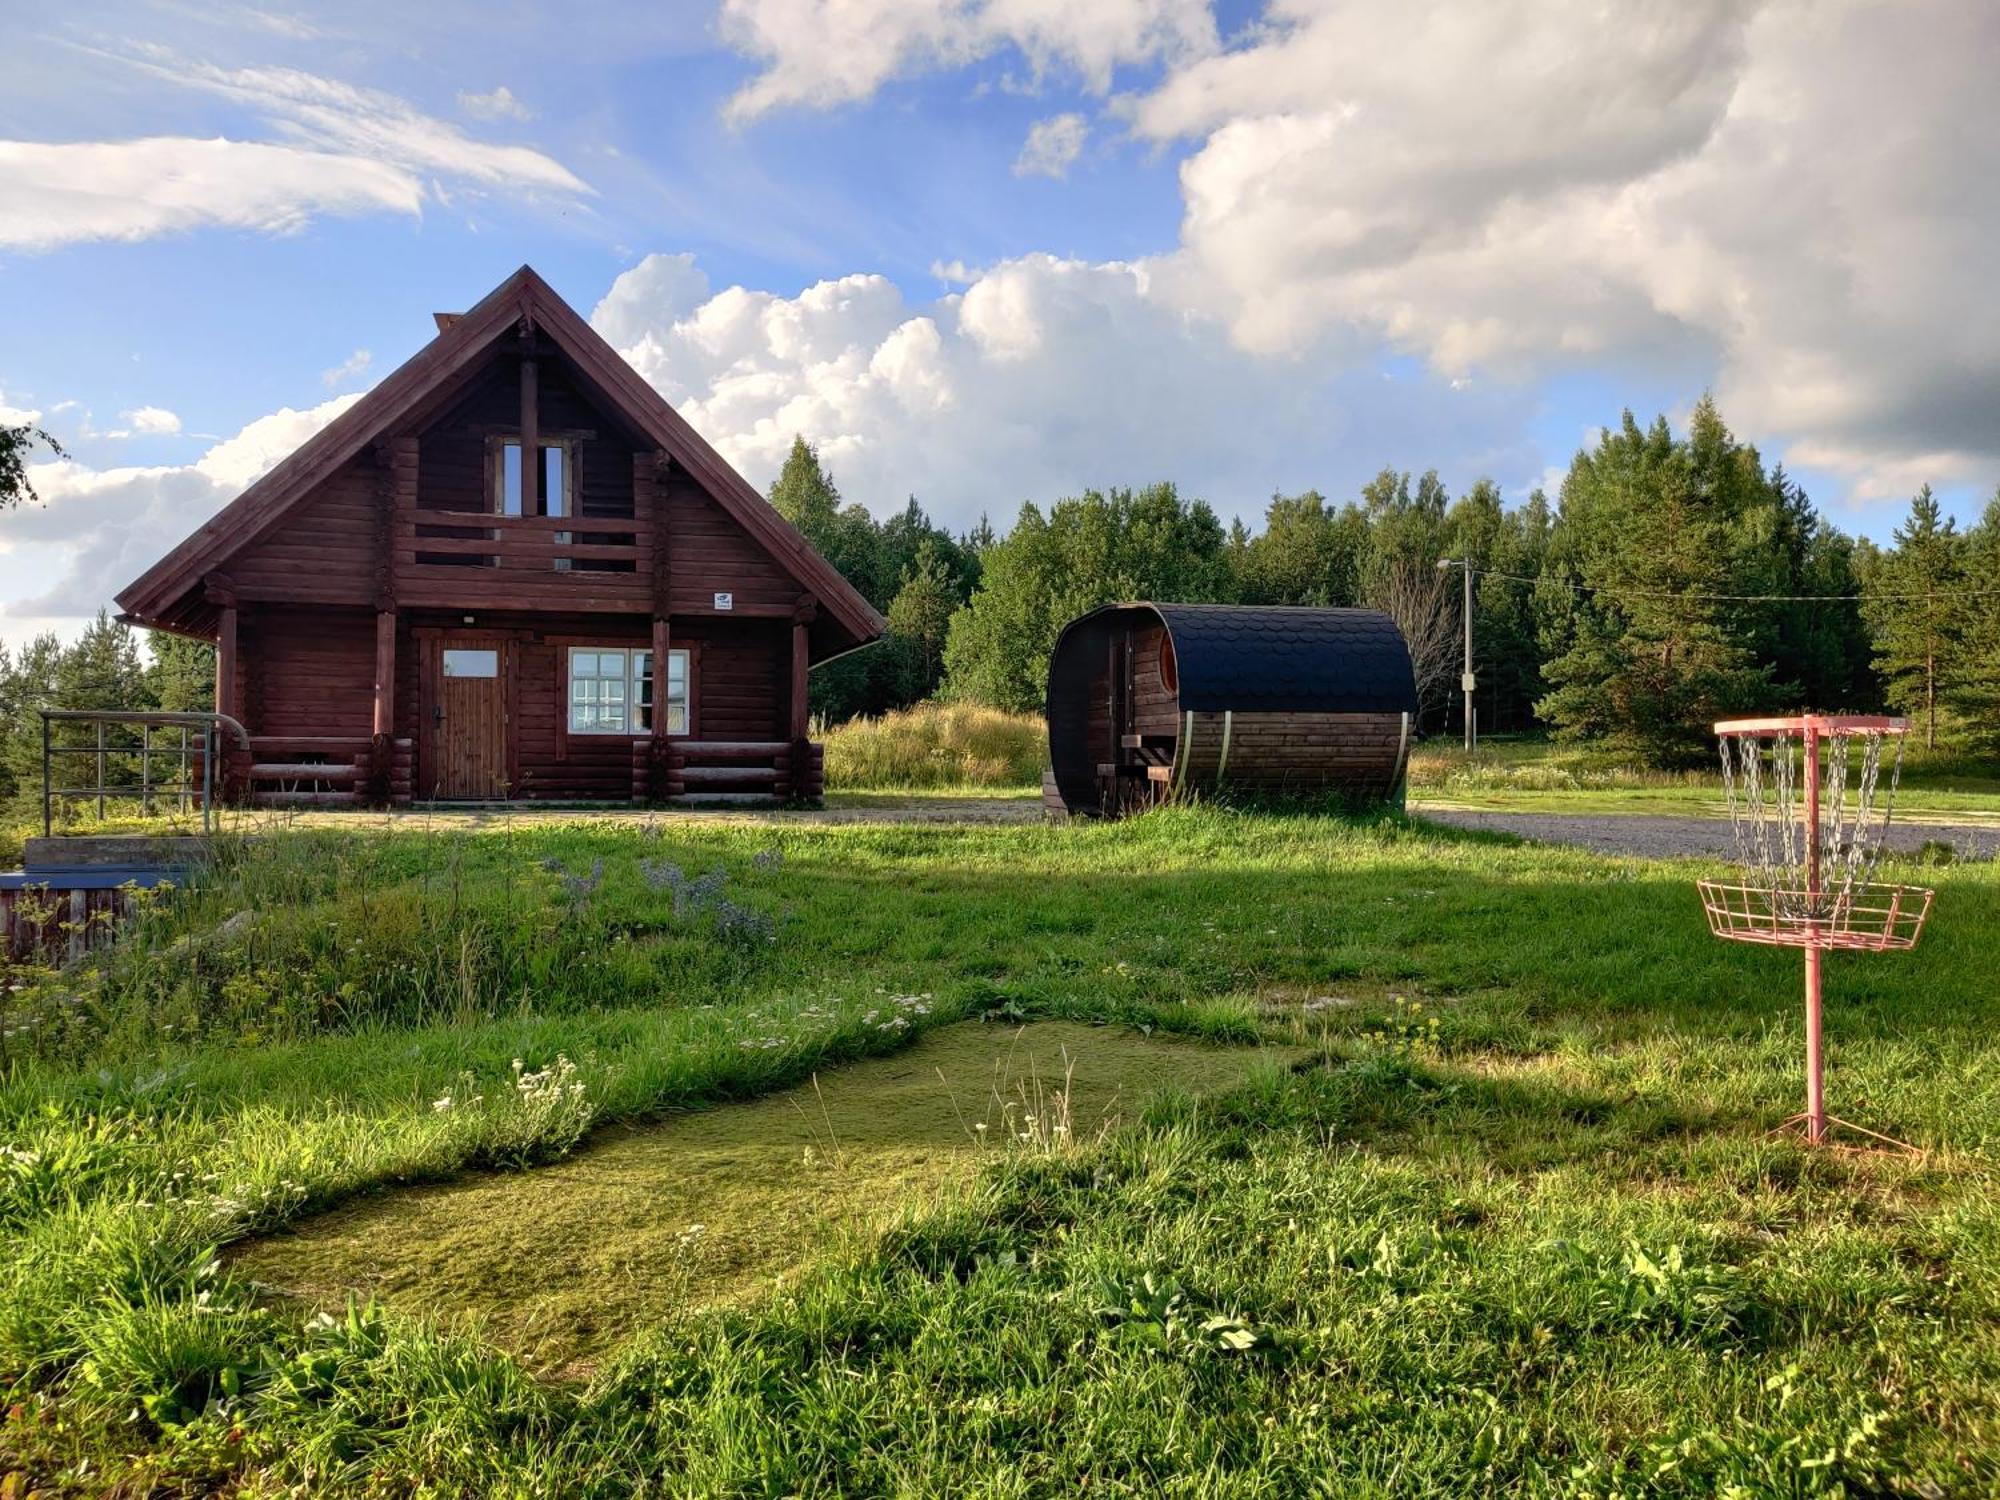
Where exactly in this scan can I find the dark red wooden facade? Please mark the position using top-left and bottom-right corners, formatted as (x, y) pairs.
(116, 267), (883, 805)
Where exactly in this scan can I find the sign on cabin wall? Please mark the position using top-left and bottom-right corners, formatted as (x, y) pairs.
(713, 592), (734, 611)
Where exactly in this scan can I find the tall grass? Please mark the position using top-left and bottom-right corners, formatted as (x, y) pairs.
(821, 702), (1045, 790)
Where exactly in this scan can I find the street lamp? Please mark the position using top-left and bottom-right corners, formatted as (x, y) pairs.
(1435, 557), (1475, 752)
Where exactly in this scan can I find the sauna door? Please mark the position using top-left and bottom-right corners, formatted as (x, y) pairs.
(429, 637), (510, 798)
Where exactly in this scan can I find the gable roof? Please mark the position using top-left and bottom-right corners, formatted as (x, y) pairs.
(116, 265), (885, 648)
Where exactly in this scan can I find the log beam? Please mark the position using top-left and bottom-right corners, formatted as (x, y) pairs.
(373, 610), (397, 739)
(519, 331), (539, 515)
(214, 604), (239, 722)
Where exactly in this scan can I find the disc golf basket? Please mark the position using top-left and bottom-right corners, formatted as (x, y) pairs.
(1699, 715), (1934, 1151)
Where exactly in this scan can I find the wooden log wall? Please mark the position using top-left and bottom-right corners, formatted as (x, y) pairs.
(1177, 711), (1408, 799)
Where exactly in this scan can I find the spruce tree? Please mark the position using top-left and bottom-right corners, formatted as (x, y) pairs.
(1944, 489), (2000, 751)
(882, 539), (960, 702)
(1536, 401), (1776, 765)
(1864, 485), (1965, 750)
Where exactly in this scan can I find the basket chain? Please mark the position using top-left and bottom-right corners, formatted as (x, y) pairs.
(1720, 726), (1907, 925)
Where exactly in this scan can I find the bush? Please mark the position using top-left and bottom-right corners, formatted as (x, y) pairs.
(822, 703), (1045, 790)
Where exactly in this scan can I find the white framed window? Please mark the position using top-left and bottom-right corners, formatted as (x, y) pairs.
(490, 436), (574, 518)
(568, 647), (688, 735)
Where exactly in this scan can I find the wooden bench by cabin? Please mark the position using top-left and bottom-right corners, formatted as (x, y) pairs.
(113, 266), (883, 806)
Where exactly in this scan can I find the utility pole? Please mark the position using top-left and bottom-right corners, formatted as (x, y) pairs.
(1436, 558), (1476, 752)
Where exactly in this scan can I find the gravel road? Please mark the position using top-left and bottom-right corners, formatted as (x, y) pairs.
(1416, 808), (1998, 861)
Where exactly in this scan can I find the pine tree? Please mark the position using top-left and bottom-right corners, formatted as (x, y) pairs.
(145, 632), (215, 712)
(1864, 485), (1965, 750)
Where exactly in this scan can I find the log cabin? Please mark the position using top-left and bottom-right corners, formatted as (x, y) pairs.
(113, 266), (885, 806)
(1043, 603), (1417, 817)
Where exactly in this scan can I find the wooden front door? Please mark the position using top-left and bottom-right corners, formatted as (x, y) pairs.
(429, 637), (510, 798)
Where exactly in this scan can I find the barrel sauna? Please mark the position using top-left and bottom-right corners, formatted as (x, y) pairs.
(1043, 604), (1418, 818)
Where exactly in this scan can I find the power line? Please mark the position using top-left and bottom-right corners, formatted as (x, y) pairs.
(1466, 564), (2000, 605)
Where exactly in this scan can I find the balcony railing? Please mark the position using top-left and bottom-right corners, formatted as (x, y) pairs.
(397, 510), (652, 605)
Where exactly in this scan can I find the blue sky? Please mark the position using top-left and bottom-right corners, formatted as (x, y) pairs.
(3, 0), (1995, 647)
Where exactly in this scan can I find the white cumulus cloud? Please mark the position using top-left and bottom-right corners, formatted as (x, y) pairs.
(712, 0), (2000, 505)
(1126, 0), (2000, 498)
(2, 395), (360, 623)
(592, 250), (1535, 531)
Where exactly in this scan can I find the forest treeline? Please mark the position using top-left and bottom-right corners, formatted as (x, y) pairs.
(1, 394), (1995, 801)
(772, 397), (1998, 767)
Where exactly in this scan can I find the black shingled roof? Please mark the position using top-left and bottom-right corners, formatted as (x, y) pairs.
(1125, 603), (1417, 714)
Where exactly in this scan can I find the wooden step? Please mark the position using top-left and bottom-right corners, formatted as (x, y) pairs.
(680, 765), (781, 786)
(680, 748), (788, 768)
(252, 790), (360, 807)
(251, 762), (362, 781)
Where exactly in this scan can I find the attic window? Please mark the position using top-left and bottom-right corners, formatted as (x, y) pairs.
(490, 436), (574, 518)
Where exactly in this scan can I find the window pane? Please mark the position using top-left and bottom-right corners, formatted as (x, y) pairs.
(666, 648), (690, 735)
(544, 446), (565, 518)
(572, 651), (598, 678)
(442, 648), (498, 678)
(500, 443), (523, 517)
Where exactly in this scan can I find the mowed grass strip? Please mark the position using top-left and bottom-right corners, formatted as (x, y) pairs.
(232, 1020), (1302, 1380)
(1, 808), (1996, 1495)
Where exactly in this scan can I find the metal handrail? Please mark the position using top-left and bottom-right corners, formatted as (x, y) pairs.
(39, 710), (251, 837)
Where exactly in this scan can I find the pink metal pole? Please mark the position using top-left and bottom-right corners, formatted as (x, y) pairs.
(1802, 721), (1826, 1145)
(1804, 944), (1826, 1144)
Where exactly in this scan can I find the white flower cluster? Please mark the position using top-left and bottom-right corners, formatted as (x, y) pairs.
(513, 1054), (586, 1105)
(862, 990), (934, 1034)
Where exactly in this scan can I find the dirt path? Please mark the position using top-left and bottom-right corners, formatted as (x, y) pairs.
(1416, 808), (1998, 861)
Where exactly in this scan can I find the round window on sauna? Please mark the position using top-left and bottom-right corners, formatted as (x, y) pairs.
(1158, 635), (1178, 696)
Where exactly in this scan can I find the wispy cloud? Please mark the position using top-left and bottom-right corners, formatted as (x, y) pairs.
(1013, 113), (1087, 179)
(0, 55), (588, 252)
(458, 84), (533, 122)
(321, 348), (373, 389)
(114, 406), (181, 437)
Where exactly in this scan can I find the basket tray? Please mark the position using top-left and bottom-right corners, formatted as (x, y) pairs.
(1696, 880), (1933, 951)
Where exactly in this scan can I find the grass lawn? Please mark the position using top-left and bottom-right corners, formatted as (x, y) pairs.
(3, 809), (1998, 1495)
(1409, 736), (2000, 823)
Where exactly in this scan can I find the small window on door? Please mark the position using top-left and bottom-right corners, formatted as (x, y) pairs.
(443, 648), (499, 678)
(492, 438), (572, 518)
(569, 647), (689, 734)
